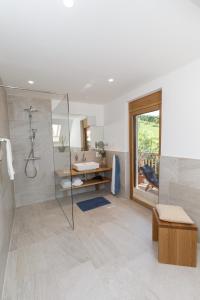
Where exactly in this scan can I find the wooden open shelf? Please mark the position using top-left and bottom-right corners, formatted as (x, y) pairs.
(58, 177), (111, 191)
(55, 166), (112, 192)
(55, 166), (112, 178)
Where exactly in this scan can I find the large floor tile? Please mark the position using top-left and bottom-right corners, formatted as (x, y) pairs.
(2, 195), (200, 300)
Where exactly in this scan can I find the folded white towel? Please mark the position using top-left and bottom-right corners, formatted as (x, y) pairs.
(72, 177), (83, 187)
(60, 179), (72, 189)
(0, 138), (15, 180)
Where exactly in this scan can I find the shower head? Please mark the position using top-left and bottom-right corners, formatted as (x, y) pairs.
(24, 106), (38, 113)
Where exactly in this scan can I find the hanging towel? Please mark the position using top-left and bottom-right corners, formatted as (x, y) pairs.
(111, 154), (120, 195)
(0, 138), (15, 180)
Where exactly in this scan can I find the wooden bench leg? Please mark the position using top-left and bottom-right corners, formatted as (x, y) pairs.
(158, 227), (197, 267)
(152, 210), (158, 241)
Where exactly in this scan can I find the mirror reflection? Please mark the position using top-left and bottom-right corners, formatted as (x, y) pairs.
(52, 113), (104, 151)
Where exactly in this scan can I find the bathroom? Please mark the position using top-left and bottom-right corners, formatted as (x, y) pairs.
(1, 0), (200, 299)
(0, 84), (126, 298)
(5, 88), (117, 225)
(1, 80), (200, 299)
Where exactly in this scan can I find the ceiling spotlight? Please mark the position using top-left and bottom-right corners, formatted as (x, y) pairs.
(28, 80), (34, 85)
(63, 0), (74, 8)
(108, 78), (114, 83)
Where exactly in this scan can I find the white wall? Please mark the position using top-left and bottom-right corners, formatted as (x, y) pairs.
(53, 100), (104, 127)
(104, 99), (127, 152)
(70, 116), (83, 148)
(104, 58), (200, 160)
(70, 102), (104, 127)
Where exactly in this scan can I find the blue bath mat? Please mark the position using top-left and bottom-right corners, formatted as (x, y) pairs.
(77, 197), (111, 212)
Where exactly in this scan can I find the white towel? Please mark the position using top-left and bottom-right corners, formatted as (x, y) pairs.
(0, 138), (15, 180)
(72, 177), (83, 187)
(60, 179), (72, 189)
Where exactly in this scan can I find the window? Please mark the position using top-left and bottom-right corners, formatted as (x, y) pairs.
(52, 124), (61, 143)
(129, 91), (161, 207)
(135, 110), (160, 193)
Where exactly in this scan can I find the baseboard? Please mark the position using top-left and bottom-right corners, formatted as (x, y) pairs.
(132, 196), (154, 210)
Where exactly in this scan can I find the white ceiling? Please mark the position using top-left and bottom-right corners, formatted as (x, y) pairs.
(0, 0), (200, 103)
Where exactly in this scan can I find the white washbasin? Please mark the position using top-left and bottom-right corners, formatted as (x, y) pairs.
(73, 162), (99, 171)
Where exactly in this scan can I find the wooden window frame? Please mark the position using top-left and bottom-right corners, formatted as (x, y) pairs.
(129, 90), (162, 199)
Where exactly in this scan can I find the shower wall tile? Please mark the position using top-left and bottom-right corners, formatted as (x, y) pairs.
(159, 156), (200, 240)
(53, 149), (100, 170)
(71, 149), (100, 164)
(0, 85), (15, 297)
(8, 94), (52, 121)
(8, 94), (55, 207)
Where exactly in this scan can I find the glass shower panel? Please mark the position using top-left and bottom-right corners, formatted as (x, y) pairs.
(51, 95), (74, 229)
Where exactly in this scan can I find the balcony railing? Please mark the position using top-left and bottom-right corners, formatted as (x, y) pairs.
(138, 152), (160, 175)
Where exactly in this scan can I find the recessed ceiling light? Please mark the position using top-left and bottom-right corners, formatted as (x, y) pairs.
(63, 0), (74, 8)
(28, 80), (34, 85)
(108, 78), (114, 83)
(84, 83), (93, 89)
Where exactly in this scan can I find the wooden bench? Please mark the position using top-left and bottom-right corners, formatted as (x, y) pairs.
(152, 208), (198, 267)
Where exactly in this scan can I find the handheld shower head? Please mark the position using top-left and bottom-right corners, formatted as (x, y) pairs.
(30, 106), (38, 113)
(24, 106), (38, 113)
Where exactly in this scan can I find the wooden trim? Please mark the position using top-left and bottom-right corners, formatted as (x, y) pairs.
(58, 177), (111, 191)
(129, 91), (161, 113)
(129, 105), (160, 117)
(129, 114), (134, 199)
(152, 209), (159, 241)
(133, 197), (154, 210)
(129, 90), (162, 201)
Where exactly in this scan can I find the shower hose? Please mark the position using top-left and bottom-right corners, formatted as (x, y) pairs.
(24, 148), (37, 178)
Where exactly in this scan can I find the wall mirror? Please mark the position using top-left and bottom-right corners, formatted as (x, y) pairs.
(52, 113), (104, 151)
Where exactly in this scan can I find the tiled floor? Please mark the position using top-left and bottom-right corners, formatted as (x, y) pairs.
(2, 194), (200, 300)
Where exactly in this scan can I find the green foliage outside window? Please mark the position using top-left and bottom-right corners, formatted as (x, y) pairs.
(137, 114), (159, 157)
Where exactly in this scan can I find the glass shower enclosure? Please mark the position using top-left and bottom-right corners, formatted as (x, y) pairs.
(51, 94), (74, 229)
(0, 84), (74, 229)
